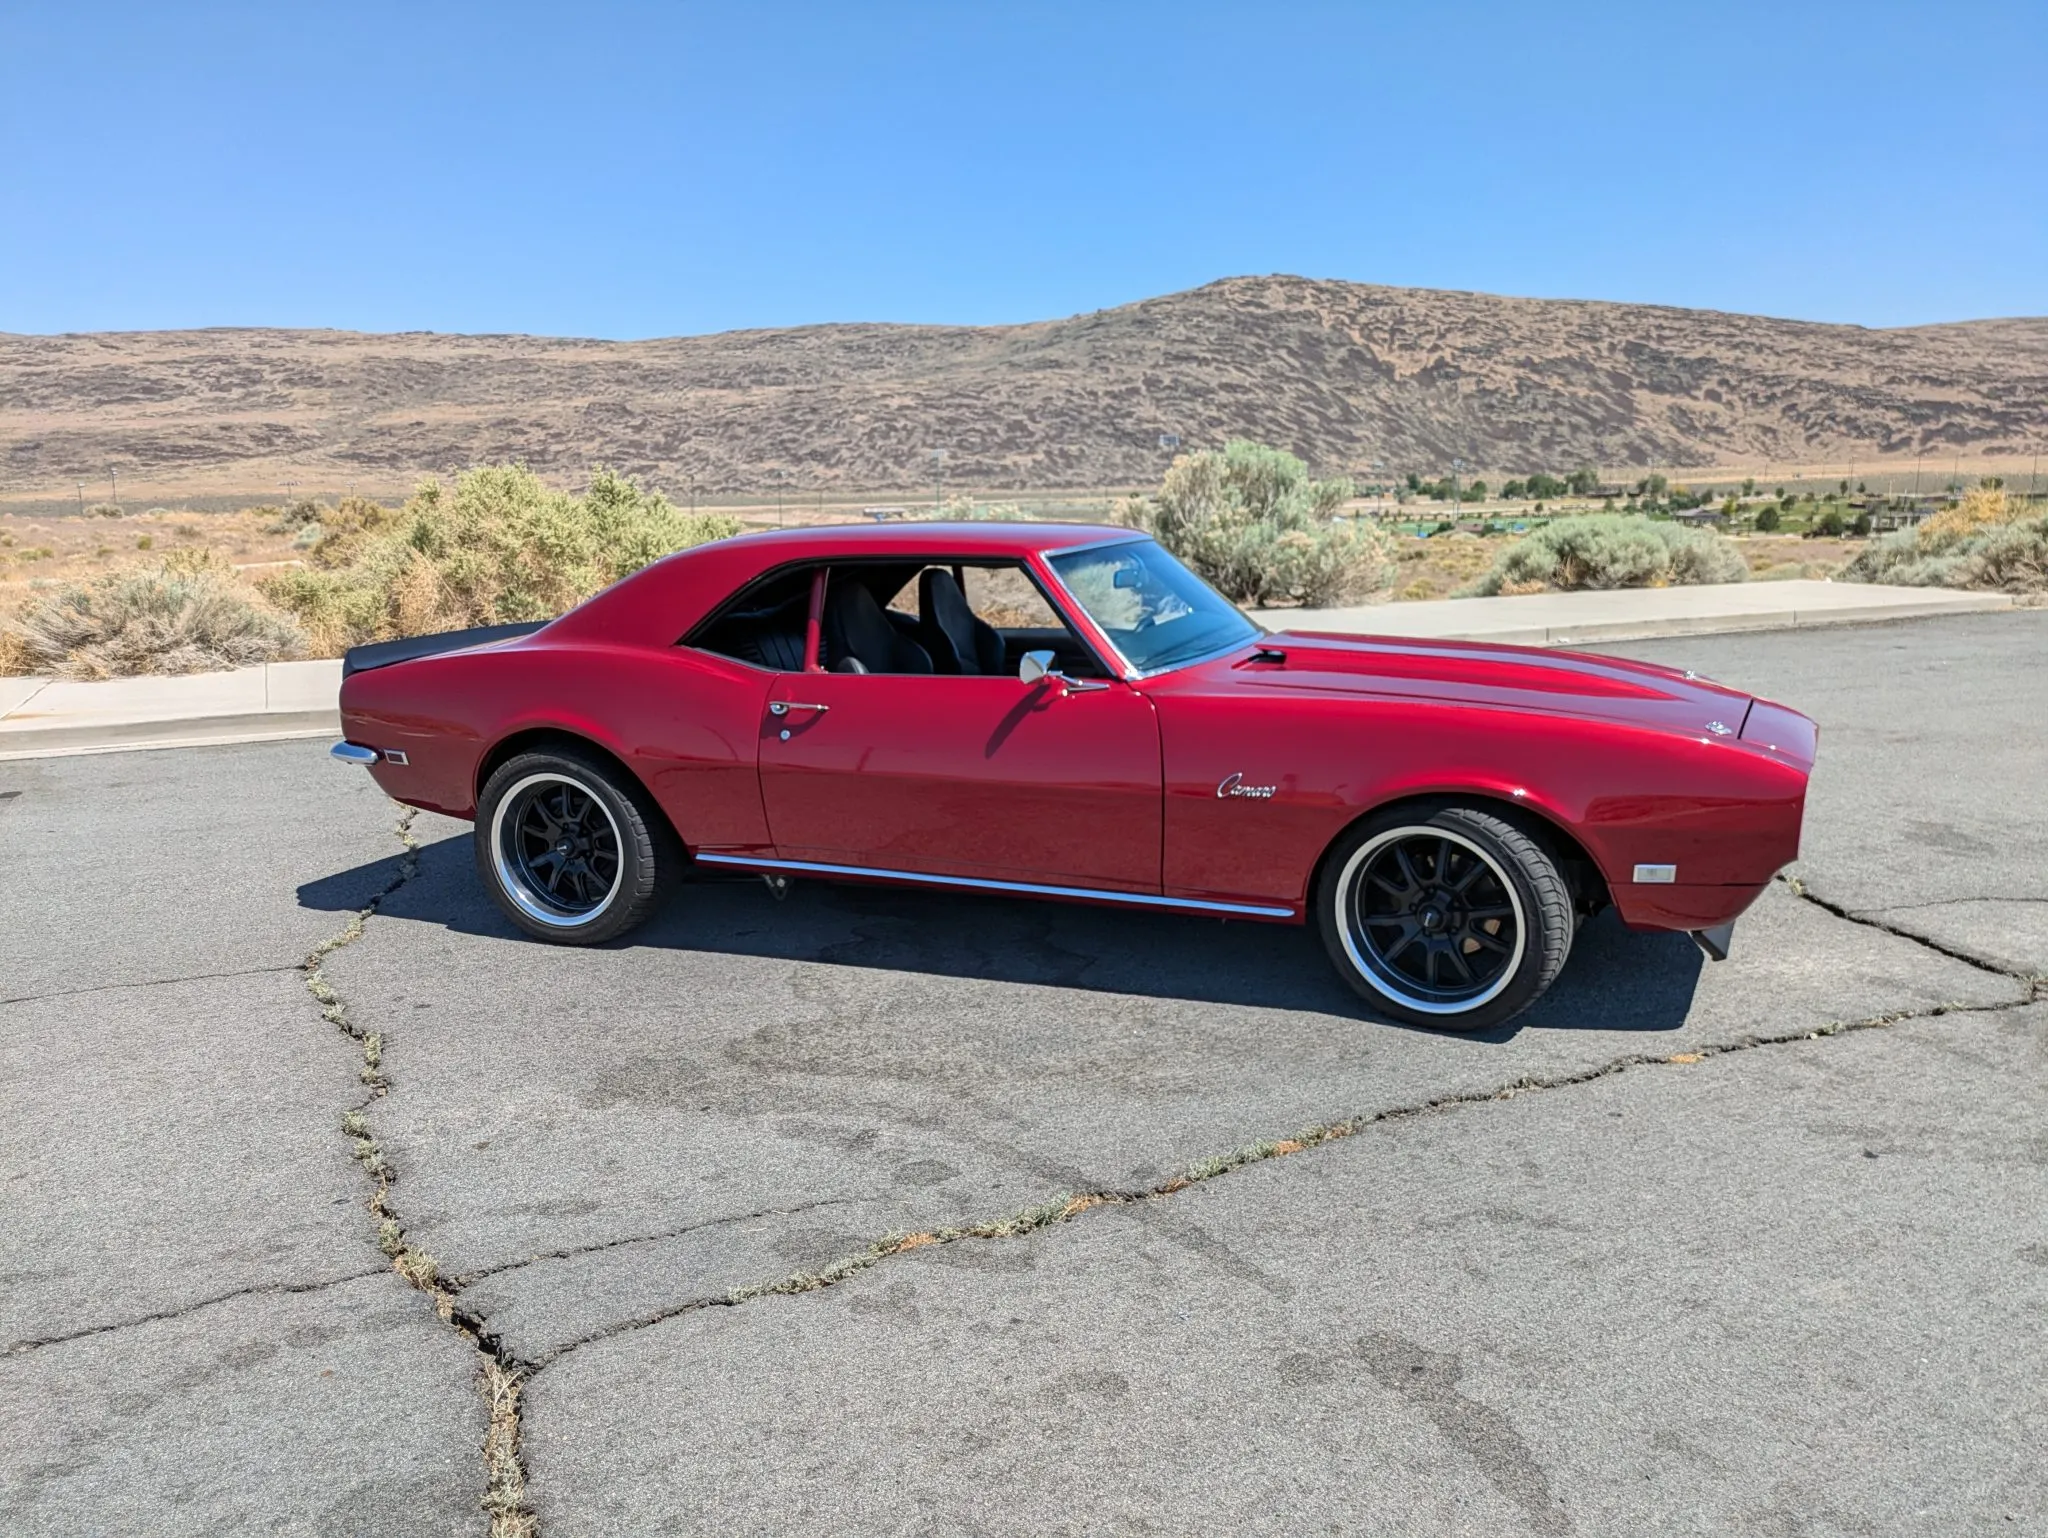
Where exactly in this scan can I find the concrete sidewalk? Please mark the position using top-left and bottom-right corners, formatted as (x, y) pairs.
(0, 659), (341, 759)
(1253, 577), (2014, 646)
(0, 580), (2019, 759)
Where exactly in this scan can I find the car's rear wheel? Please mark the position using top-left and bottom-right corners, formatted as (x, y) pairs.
(475, 749), (670, 944)
(1316, 804), (1573, 1032)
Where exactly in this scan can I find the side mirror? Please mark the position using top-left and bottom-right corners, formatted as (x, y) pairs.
(1018, 649), (1055, 685)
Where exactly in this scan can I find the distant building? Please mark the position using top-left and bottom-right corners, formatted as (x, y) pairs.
(1869, 503), (1941, 533)
(1673, 507), (1728, 525)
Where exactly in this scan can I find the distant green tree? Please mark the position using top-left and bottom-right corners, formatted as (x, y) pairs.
(1742, 477), (1757, 497)
(1850, 511), (1872, 536)
(1566, 468), (1601, 496)
(1502, 479), (1526, 499)
(1755, 505), (1782, 532)
(1813, 509), (1847, 536)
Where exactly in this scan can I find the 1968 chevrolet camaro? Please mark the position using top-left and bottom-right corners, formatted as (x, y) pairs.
(332, 522), (1816, 1031)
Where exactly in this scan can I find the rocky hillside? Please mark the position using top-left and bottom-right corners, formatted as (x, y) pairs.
(4, 276), (2044, 495)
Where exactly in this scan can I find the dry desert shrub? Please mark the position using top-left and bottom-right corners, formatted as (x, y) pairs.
(1462, 514), (1748, 596)
(1131, 440), (1396, 606)
(1, 548), (307, 678)
(261, 466), (741, 653)
(1842, 487), (2048, 591)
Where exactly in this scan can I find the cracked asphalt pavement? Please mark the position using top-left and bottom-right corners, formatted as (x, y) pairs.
(3, 610), (2043, 1535)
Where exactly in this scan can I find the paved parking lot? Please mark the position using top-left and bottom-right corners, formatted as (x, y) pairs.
(4, 610), (2044, 1536)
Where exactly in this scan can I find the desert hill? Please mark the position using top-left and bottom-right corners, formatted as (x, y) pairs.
(4, 276), (2044, 497)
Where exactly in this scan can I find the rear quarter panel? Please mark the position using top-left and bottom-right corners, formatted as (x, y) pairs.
(1148, 684), (1808, 926)
(338, 641), (775, 853)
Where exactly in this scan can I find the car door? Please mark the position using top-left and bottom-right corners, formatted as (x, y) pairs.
(757, 565), (1162, 891)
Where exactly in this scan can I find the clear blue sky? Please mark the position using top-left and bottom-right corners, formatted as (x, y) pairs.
(2, 1), (2041, 337)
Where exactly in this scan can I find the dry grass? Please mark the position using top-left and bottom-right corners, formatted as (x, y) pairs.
(262, 466), (741, 653)
(481, 1361), (537, 1537)
(0, 547), (306, 678)
(1842, 487), (2048, 591)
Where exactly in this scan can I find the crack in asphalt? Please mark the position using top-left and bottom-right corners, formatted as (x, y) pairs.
(3, 1268), (388, 1356)
(448, 1195), (875, 1287)
(1859, 894), (2048, 914)
(1782, 874), (2046, 988)
(526, 978), (2035, 1371)
(313, 842), (2043, 1516)
(0, 963), (302, 1008)
(304, 804), (538, 1538)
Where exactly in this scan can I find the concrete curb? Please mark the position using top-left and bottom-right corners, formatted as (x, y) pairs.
(0, 583), (2024, 760)
(0, 711), (338, 761)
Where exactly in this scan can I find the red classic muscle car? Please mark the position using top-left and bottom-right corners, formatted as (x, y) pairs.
(332, 522), (1816, 1030)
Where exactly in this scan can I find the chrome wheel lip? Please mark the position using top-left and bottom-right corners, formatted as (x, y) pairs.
(1334, 824), (1527, 1016)
(489, 772), (625, 929)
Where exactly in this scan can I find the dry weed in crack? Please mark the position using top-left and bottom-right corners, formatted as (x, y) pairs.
(304, 804), (538, 1537)
(482, 1360), (538, 1538)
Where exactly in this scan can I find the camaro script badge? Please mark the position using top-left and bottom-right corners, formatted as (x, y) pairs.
(1216, 772), (1277, 800)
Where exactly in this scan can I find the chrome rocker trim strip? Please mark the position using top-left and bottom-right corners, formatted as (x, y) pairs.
(694, 853), (1295, 919)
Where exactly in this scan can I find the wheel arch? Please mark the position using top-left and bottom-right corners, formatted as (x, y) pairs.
(1306, 790), (1610, 917)
(475, 727), (687, 850)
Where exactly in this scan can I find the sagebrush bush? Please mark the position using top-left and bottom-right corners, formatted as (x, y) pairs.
(1841, 488), (2047, 590)
(1462, 514), (1748, 596)
(261, 466), (741, 653)
(1, 548), (307, 679)
(1129, 441), (1394, 606)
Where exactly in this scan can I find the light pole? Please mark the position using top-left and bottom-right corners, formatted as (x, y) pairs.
(109, 467), (118, 507)
(76, 481), (85, 515)
(930, 449), (947, 513)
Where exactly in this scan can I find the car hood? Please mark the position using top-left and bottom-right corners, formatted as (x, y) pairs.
(1189, 629), (1762, 743)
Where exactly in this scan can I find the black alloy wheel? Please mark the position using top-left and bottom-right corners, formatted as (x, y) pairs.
(503, 777), (621, 916)
(474, 748), (674, 945)
(1316, 804), (1574, 1032)
(1350, 829), (1520, 1006)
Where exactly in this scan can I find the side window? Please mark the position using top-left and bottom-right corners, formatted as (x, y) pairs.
(688, 565), (817, 671)
(815, 559), (1111, 679)
(960, 566), (1062, 630)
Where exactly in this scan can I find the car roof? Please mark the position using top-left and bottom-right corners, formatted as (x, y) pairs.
(548, 521), (1147, 647)
(708, 521), (1140, 559)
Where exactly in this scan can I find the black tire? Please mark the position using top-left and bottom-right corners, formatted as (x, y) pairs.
(1315, 804), (1573, 1032)
(474, 748), (672, 945)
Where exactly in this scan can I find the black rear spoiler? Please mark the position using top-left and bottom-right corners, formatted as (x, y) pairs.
(341, 621), (550, 679)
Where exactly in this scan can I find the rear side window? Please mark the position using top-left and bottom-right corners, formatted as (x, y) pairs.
(687, 565), (816, 671)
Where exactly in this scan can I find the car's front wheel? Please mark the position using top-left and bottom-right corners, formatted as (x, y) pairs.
(1316, 804), (1573, 1032)
(475, 749), (672, 944)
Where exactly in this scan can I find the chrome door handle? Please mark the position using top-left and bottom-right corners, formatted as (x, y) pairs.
(768, 701), (830, 716)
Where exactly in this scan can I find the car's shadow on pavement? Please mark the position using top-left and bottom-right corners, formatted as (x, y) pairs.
(297, 834), (1705, 1039)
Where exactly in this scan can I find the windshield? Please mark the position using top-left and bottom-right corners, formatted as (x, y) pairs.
(1047, 539), (1259, 675)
